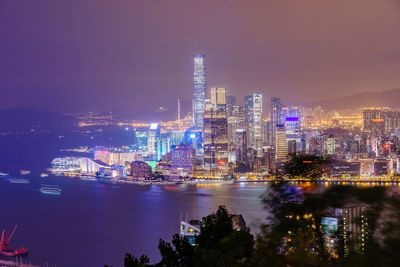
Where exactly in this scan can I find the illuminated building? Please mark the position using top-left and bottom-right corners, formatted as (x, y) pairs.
(326, 160), (360, 177)
(193, 54), (206, 130)
(264, 147), (275, 173)
(287, 139), (297, 155)
(235, 129), (247, 165)
(338, 206), (368, 257)
(184, 129), (203, 155)
(374, 160), (388, 175)
(171, 145), (195, 170)
(94, 150), (138, 165)
(271, 98), (283, 147)
(244, 93), (263, 156)
(263, 120), (272, 146)
(203, 87), (229, 178)
(228, 105), (245, 146)
(156, 134), (170, 161)
(275, 124), (287, 161)
(180, 214), (246, 245)
(169, 131), (185, 147)
(323, 136), (336, 155)
(283, 107), (301, 134)
(80, 157), (102, 174)
(147, 123), (160, 159)
(359, 159), (374, 176)
(282, 106), (306, 154)
(362, 108), (400, 136)
(321, 216), (338, 256)
(81, 158), (126, 177)
(130, 161), (152, 180)
(135, 131), (148, 151)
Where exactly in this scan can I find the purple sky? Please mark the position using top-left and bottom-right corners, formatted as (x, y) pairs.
(1, 0), (400, 113)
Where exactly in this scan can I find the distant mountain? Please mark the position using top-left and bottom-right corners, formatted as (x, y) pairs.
(0, 108), (74, 132)
(112, 98), (192, 122)
(307, 88), (400, 110)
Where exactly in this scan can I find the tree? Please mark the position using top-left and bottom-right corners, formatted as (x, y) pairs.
(111, 185), (400, 267)
(195, 206), (254, 267)
(254, 183), (389, 266)
(118, 206), (254, 267)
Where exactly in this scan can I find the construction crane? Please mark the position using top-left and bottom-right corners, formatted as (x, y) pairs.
(0, 225), (18, 252)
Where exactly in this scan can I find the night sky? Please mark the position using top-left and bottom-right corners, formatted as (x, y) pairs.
(1, 0), (400, 113)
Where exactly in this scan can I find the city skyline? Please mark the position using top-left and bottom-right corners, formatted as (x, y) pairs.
(2, 1), (400, 267)
(1, 0), (400, 114)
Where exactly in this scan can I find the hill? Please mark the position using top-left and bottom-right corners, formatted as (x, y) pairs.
(307, 88), (400, 110)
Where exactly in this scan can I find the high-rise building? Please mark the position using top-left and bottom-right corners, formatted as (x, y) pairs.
(287, 139), (297, 155)
(271, 97), (283, 150)
(244, 94), (263, 156)
(135, 131), (148, 151)
(263, 120), (272, 146)
(210, 87), (226, 105)
(235, 129), (247, 165)
(203, 87), (229, 178)
(264, 147), (275, 173)
(147, 123), (160, 159)
(283, 107), (301, 134)
(324, 136), (336, 155)
(228, 105), (245, 146)
(193, 54), (206, 130)
(275, 124), (287, 161)
(283, 107), (305, 153)
(363, 108), (400, 137)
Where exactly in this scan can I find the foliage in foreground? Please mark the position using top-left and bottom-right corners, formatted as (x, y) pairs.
(106, 184), (400, 267)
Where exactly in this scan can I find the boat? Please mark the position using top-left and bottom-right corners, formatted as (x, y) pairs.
(0, 225), (29, 258)
(81, 176), (97, 181)
(40, 184), (62, 195)
(8, 178), (29, 184)
(0, 172), (9, 176)
(20, 170), (30, 175)
(40, 173), (49, 177)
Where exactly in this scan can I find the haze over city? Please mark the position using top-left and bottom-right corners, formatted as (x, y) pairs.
(2, 1), (400, 267)
(1, 0), (400, 113)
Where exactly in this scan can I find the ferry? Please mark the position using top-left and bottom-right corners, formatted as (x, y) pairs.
(81, 176), (97, 181)
(20, 170), (30, 175)
(8, 178), (29, 184)
(0, 172), (9, 176)
(40, 184), (62, 195)
(40, 173), (49, 177)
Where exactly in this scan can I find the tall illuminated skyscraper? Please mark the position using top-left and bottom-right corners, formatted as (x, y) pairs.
(275, 124), (287, 161)
(271, 97), (283, 150)
(193, 54), (206, 130)
(244, 93), (263, 156)
(203, 87), (228, 178)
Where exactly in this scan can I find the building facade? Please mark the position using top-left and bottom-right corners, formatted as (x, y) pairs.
(203, 87), (229, 178)
(193, 54), (206, 130)
(244, 93), (263, 156)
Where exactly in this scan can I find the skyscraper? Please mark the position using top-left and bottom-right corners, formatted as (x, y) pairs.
(275, 124), (287, 161)
(235, 129), (248, 165)
(228, 105), (245, 146)
(147, 123), (160, 160)
(244, 93), (263, 156)
(193, 54), (206, 130)
(271, 97), (283, 150)
(203, 87), (229, 178)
